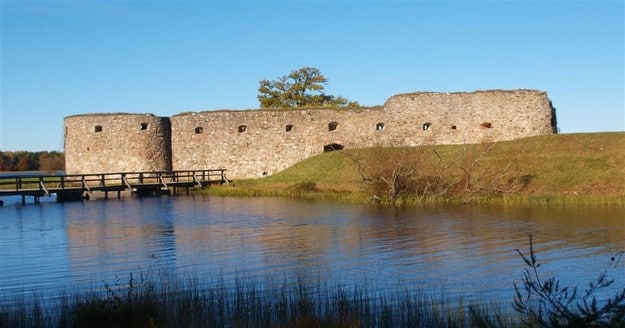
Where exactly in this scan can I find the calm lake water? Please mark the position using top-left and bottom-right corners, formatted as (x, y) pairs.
(0, 195), (623, 306)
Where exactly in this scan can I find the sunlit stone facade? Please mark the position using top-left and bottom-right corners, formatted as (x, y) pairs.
(64, 90), (557, 178)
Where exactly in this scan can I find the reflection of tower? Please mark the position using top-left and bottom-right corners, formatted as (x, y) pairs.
(135, 197), (177, 279)
(64, 198), (177, 284)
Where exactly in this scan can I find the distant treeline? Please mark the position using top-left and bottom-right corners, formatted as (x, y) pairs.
(0, 151), (65, 172)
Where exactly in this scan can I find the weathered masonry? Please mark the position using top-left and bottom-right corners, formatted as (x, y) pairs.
(64, 114), (172, 174)
(64, 89), (557, 179)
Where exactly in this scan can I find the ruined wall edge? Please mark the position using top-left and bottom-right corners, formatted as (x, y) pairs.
(64, 89), (557, 178)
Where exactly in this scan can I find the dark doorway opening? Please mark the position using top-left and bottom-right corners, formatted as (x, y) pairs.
(324, 143), (344, 152)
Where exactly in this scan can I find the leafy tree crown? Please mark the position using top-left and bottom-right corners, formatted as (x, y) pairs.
(257, 67), (359, 109)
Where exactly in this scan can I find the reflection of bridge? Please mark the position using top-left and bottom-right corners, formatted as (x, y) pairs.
(0, 169), (227, 205)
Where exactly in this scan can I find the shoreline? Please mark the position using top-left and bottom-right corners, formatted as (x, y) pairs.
(202, 184), (625, 207)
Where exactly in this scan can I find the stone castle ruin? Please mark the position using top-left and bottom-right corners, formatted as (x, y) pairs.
(64, 89), (557, 179)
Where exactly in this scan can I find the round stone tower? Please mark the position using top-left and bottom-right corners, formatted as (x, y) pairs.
(64, 113), (172, 174)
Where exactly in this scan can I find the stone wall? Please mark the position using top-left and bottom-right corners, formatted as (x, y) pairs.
(170, 89), (556, 178)
(170, 107), (385, 179)
(64, 89), (557, 178)
(382, 89), (557, 145)
(64, 114), (171, 174)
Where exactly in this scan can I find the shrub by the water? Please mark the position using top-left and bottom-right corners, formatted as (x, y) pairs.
(513, 235), (625, 327)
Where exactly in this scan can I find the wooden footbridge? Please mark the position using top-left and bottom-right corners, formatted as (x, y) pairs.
(0, 169), (227, 205)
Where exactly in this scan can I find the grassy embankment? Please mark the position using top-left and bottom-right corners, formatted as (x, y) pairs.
(206, 132), (625, 205)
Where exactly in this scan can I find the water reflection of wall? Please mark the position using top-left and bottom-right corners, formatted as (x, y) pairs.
(362, 205), (624, 258)
(167, 197), (624, 292)
(170, 196), (339, 278)
(3, 196), (622, 303)
(64, 199), (177, 283)
(63, 198), (624, 282)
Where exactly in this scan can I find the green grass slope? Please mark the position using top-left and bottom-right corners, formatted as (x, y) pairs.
(209, 132), (625, 203)
(499, 132), (625, 195)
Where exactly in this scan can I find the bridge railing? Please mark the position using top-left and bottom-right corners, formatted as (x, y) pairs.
(0, 175), (64, 193)
(0, 169), (226, 194)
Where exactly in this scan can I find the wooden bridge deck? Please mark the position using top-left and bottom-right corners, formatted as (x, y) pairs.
(0, 169), (226, 205)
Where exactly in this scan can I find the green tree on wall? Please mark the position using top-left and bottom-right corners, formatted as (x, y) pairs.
(257, 67), (360, 109)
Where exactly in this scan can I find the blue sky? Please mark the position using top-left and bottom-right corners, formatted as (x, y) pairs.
(1, 0), (623, 151)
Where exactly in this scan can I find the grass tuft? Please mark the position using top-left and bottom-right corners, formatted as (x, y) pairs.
(2, 236), (622, 327)
(1, 276), (517, 328)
